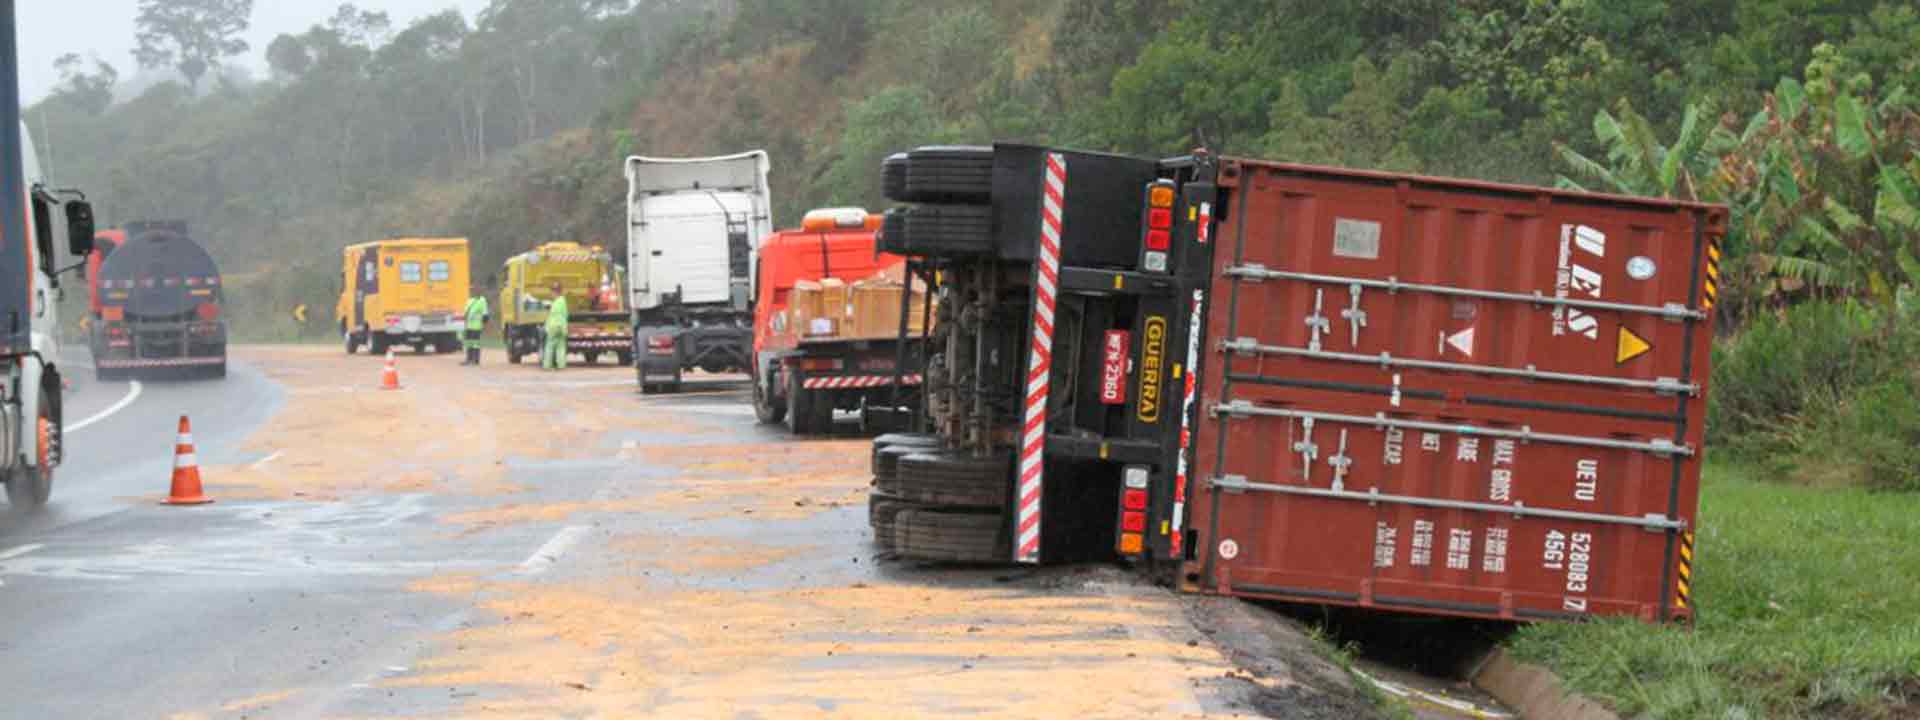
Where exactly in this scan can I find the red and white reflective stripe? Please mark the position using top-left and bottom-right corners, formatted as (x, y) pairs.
(801, 374), (923, 390)
(1172, 288), (1206, 558)
(98, 356), (225, 368)
(1017, 152), (1067, 564)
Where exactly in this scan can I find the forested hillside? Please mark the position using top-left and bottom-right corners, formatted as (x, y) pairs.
(28, 0), (1919, 337)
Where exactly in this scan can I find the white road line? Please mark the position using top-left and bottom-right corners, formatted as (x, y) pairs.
(0, 543), (43, 561)
(516, 525), (591, 576)
(67, 380), (143, 433)
(0, 543), (43, 587)
(249, 450), (286, 470)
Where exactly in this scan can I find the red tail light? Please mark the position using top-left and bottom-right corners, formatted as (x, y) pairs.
(646, 335), (675, 355)
(1140, 179), (1178, 273)
(195, 303), (221, 321)
(797, 357), (844, 372)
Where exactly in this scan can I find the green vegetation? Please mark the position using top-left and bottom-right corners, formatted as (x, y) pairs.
(25, 1), (1920, 715)
(1707, 296), (1920, 490)
(1510, 463), (1920, 718)
(28, 0), (1920, 343)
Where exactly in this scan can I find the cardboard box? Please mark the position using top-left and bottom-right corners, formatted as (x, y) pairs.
(847, 279), (933, 339)
(820, 278), (850, 337)
(791, 281), (832, 337)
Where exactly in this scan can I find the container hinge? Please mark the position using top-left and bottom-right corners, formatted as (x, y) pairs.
(1221, 337), (1260, 355)
(1217, 399), (1255, 419)
(1291, 417), (1319, 481)
(1230, 263), (1268, 283)
(1662, 302), (1690, 322)
(1654, 377), (1690, 396)
(1214, 474), (1249, 494)
(1642, 514), (1686, 532)
(1648, 438), (1684, 456)
(1340, 284), (1368, 347)
(1304, 289), (1330, 352)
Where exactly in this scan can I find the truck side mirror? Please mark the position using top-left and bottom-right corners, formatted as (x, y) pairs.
(66, 201), (95, 256)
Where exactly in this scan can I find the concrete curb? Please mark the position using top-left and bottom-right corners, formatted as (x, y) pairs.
(1471, 649), (1620, 720)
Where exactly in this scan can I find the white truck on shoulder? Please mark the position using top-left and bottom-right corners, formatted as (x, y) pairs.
(624, 151), (772, 393)
(1, 9), (97, 511)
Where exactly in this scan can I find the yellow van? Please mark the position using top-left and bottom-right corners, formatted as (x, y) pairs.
(337, 237), (471, 354)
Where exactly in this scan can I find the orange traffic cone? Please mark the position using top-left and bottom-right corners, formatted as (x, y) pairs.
(381, 349), (402, 390)
(162, 415), (212, 505)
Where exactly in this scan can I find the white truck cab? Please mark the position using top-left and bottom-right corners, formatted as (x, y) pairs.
(623, 151), (772, 393)
(4, 118), (95, 510)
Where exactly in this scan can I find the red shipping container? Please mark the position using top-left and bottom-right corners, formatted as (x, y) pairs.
(1181, 158), (1726, 623)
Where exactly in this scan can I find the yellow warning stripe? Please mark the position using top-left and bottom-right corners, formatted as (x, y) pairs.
(1702, 242), (1722, 312)
(1675, 530), (1696, 611)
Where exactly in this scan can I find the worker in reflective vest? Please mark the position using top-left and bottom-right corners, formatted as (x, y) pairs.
(461, 289), (489, 366)
(541, 281), (569, 371)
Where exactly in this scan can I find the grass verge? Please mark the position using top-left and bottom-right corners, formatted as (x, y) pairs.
(1508, 463), (1920, 718)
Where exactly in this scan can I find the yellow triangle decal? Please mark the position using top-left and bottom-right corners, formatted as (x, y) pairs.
(1617, 327), (1652, 365)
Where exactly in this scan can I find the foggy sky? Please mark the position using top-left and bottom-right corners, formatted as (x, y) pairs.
(19, 0), (491, 101)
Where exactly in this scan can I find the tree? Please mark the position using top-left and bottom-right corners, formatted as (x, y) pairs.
(1712, 46), (1920, 315)
(133, 0), (255, 91)
(1555, 99), (1716, 201)
(50, 54), (119, 115)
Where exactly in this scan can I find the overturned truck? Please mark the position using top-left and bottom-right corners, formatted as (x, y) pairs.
(871, 144), (1725, 624)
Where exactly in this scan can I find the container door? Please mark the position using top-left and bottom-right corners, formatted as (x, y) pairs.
(1185, 161), (1723, 622)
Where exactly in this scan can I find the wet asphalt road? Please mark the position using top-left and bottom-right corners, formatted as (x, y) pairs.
(0, 352), (530, 718)
(0, 348), (1388, 719)
(0, 352), (898, 718)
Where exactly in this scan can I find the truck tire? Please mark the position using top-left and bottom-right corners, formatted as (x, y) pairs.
(880, 205), (994, 257)
(883, 146), (994, 204)
(868, 491), (909, 551)
(6, 388), (56, 511)
(870, 433), (939, 477)
(786, 372), (832, 434)
(873, 432), (940, 448)
(881, 451), (1011, 510)
(893, 508), (1007, 563)
(344, 328), (359, 355)
(753, 367), (787, 425)
(505, 328), (522, 364)
(871, 444), (930, 483)
(369, 335), (389, 356)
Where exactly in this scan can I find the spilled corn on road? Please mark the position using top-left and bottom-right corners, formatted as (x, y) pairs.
(0, 346), (1376, 718)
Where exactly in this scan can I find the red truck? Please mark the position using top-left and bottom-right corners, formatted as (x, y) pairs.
(870, 144), (1724, 623)
(87, 228), (122, 316)
(752, 208), (930, 435)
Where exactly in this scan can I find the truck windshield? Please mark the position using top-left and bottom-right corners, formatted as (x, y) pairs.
(429, 260), (450, 282)
(399, 261), (423, 283)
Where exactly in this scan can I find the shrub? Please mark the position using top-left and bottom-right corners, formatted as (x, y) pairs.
(1705, 300), (1897, 447)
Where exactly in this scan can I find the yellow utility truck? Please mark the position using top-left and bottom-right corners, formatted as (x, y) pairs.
(337, 237), (471, 355)
(498, 242), (634, 366)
